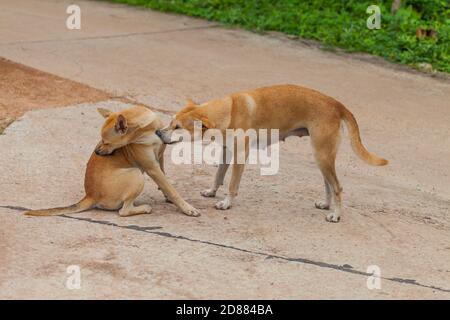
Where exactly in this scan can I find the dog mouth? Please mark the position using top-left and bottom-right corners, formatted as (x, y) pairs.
(165, 136), (183, 145)
(155, 129), (165, 142)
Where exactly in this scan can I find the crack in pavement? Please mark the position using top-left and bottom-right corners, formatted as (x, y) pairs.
(2, 204), (450, 293)
(0, 205), (31, 211)
(0, 25), (221, 47)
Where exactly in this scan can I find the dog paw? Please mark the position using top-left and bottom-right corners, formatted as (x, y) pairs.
(326, 212), (341, 223)
(200, 189), (216, 197)
(215, 198), (232, 210)
(315, 201), (330, 210)
(182, 205), (201, 217)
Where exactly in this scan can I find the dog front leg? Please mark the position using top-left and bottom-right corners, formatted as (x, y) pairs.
(156, 145), (173, 203)
(145, 166), (200, 217)
(215, 141), (248, 210)
(215, 163), (245, 210)
(157, 145), (166, 174)
(201, 146), (231, 197)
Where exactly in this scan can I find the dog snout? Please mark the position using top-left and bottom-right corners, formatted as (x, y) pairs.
(94, 143), (103, 155)
(95, 147), (108, 156)
(155, 129), (170, 144)
(95, 144), (114, 156)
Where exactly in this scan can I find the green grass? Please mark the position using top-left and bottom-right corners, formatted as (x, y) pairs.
(108, 0), (449, 73)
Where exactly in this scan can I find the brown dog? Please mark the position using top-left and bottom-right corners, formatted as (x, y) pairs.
(157, 84), (387, 222)
(25, 105), (199, 217)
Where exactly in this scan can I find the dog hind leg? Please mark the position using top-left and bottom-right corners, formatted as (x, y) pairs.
(117, 171), (151, 217)
(315, 178), (332, 210)
(119, 199), (152, 217)
(311, 126), (343, 222)
(315, 156), (343, 222)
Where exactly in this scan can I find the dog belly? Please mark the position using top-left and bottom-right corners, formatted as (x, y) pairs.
(280, 127), (309, 141)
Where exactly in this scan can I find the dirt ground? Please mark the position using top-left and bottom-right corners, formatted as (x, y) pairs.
(0, 0), (449, 299)
(0, 58), (110, 132)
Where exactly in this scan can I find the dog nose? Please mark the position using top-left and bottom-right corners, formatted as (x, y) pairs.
(155, 129), (162, 137)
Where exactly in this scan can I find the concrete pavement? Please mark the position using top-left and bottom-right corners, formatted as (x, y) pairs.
(1, 102), (450, 299)
(1, 0), (449, 199)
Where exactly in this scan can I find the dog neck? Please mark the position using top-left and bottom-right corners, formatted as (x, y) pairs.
(132, 127), (162, 146)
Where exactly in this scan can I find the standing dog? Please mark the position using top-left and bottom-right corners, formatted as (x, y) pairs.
(25, 105), (199, 217)
(156, 84), (387, 222)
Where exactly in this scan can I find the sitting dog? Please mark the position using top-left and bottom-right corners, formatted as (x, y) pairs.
(25, 105), (199, 217)
(156, 84), (388, 222)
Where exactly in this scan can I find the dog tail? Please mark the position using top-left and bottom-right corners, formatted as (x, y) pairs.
(24, 197), (95, 216)
(340, 106), (388, 166)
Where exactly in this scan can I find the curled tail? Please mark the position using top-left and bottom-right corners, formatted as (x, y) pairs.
(340, 106), (388, 166)
(24, 197), (95, 216)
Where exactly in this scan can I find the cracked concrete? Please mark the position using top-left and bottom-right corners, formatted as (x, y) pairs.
(0, 24), (222, 47)
(1, 102), (450, 299)
(3, 207), (450, 294)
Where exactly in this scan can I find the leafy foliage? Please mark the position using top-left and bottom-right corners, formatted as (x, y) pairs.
(110, 0), (449, 72)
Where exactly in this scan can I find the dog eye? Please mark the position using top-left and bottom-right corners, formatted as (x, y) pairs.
(174, 125), (180, 130)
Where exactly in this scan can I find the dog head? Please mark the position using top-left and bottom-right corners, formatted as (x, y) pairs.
(95, 105), (159, 156)
(156, 99), (215, 144)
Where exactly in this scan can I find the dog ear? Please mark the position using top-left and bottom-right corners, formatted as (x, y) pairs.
(134, 112), (156, 128)
(178, 98), (197, 114)
(186, 98), (196, 107)
(115, 114), (128, 134)
(97, 108), (112, 118)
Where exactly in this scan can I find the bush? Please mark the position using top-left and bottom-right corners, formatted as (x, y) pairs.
(110, 0), (450, 73)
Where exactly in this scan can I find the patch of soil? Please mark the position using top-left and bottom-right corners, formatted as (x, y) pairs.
(0, 57), (110, 133)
